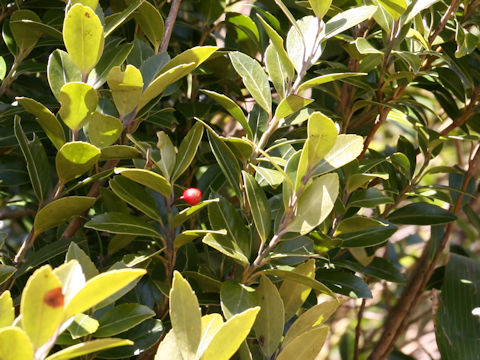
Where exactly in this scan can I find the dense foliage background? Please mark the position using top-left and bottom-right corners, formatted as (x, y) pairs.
(1, 0), (480, 359)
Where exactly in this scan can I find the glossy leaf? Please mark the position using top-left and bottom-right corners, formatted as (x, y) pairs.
(134, 1), (164, 51)
(316, 270), (372, 298)
(34, 196), (96, 235)
(63, 4), (104, 74)
(45, 339), (133, 360)
(172, 122), (204, 181)
(242, 171), (271, 243)
(288, 173), (339, 235)
(10, 10), (41, 52)
(107, 65), (143, 115)
(85, 212), (163, 238)
(14, 117), (51, 202)
(265, 43), (288, 98)
(220, 281), (258, 319)
(297, 72), (366, 94)
(88, 42), (134, 88)
(156, 131), (176, 179)
(348, 188), (394, 208)
(276, 326), (329, 360)
(58, 82), (98, 131)
(202, 233), (249, 265)
(279, 259), (315, 321)
(56, 142), (101, 183)
(0, 290), (14, 327)
(47, 50), (82, 99)
(95, 303), (155, 337)
(17, 97), (65, 150)
(0, 266), (16, 286)
(263, 269), (336, 298)
(155, 329), (183, 360)
(174, 229), (226, 249)
(335, 217), (397, 247)
(325, 6), (377, 39)
(170, 271), (202, 360)
(21, 265), (64, 349)
(378, 0), (407, 20)
(283, 300), (338, 346)
(230, 51), (272, 114)
(0, 327), (33, 360)
(66, 242), (99, 280)
(87, 112), (122, 148)
(309, 0), (331, 19)
(100, 145), (142, 160)
(173, 199), (219, 227)
(275, 95), (313, 120)
(104, 0), (144, 38)
(64, 269), (146, 318)
(201, 89), (252, 138)
(387, 203), (457, 225)
(114, 168), (171, 197)
(68, 313), (99, 339)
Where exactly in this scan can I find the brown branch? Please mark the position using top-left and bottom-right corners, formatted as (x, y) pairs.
(0, 208), (35, 220)
(428, 0), (460, 44)
(440, 86), (480, 135)
(354, 299), (367, 360)
(160, 0), (182, 53)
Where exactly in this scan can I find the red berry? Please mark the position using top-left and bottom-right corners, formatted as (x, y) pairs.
(181, 188), (202, 205)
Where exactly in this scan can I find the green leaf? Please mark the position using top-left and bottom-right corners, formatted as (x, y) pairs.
(229, 51), (272, 114)
(56, 142), (101, 183)
(170, 271), (202, 360)
(279, 259), (315, 321)
(155, 329), (183, 360)
(87, 112), (122, 148)
(286, 16), (324, 73)
(0, 290), (14, 327)
(156, 131), (176, 180)
(275, 95), (313, 120)
(265, 43), (288, 99)
(337, 257), (406, 283)
(200, 307), (260, 360)
(114, 168), (171, 197)
(95, 303), (155, 337)
(16, 97), (66, 150)
(242, 171), (271, 243)
(405, 0), (441, 23)
(20, 265), (64, 349)
(378, 0), (407, 20)
(201, 89), (252, 139)
(253, 276), (284, 357)
(208, 195), (250, 262)
(276, 326), (329, 360)
(348, 188), (394, 208)
(0, 56), (5, 80)
(308, 0), (331, 19)
(14, 117), (51, 202)
(88, 42), (134, 88)
(288, 173), (339, 235)
(205, 127), (242, 198)
(252, 164), (284, 188)
(436, 254), (480, 359)
(10, 17), (63, 40)
(305, 112), (338, 167)
(110, 176), (162, 221)
(10, 10), (41, 52)
(162, 46), (219, 73)
(58, 82), (98, 131)
(104, 0), (144, 37)
(34, 196), (96, 235)
(202, 233), (249, 265)
(387, 203), (457, 225)
(47, 50), (82, 99)
(174, 230), (226, 249)
(173, 199), (219, 227)
(107, 65), (143, 115)
(133, 1), (164, 52)
(68, 314), (99, 339)
(220, 281), (258, 319)
(0, 327), (33, 360)
(45, 339), (133, 360)
(335, 217), (397, 247)
(197, 314), (224, 358)
(283, 300), (338, 346)
(0, 265), (16, 286)
(297, 73), (366, 94)
(70, 0), (99, 9)
(172, 122), (204, 181)
(66, 242), (99, 280)
(64, 268), (146, 318)
(85, 212), (163, 238)
(63, 4), (105, 75)
(100, 145), (141, 160)
(312, 134), (364, 176)
(325, 6), (377, 39)
(316, 270), (372, 298)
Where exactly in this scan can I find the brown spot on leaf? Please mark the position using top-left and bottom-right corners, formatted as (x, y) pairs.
(85, 12), (90, 18)
(44, 287), (64, 308)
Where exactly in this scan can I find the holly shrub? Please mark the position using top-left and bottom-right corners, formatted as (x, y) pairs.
(0, 0), (479, 359)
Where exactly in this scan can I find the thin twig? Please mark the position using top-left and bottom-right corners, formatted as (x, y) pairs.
(354, 299), (367, 360)
(160, 0), (182, 52)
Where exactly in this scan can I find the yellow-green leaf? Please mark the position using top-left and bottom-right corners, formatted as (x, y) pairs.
(196, 314), (224, 357)
(64, 269), (146, 318)
(45, 339), (133, 360)
(56, 142), (101, 183)
(20, 265), (64, 350)
(63, 4), (105, 74)
(308, 0), (331, 19)
(0, 290), (14, 327)
(253, 276), (284, 357)
(0, 327), (33, 360)
(134, 1), (164, 52)
(10, 10), (41, 52)
(242, 171), (271, 243)
(114, 168), (171, 197)
(58, 82), (98, 131)
(274, 95), (313, 120)
(66, 242), (99, 280)
(107, 65), (143, 115)
(34, 196), (96, 235)
(279, 259), (315, 321)
(155, 329), (183, 360)
(276, 326), (329, 360)
(87, 112), (123, 148)
(170, 271), (202, 360)
(378, 0), (407, 20)
(201, 307), (260, 360)
(161, 46), (218, 73)
(306, 112), (338, 165)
